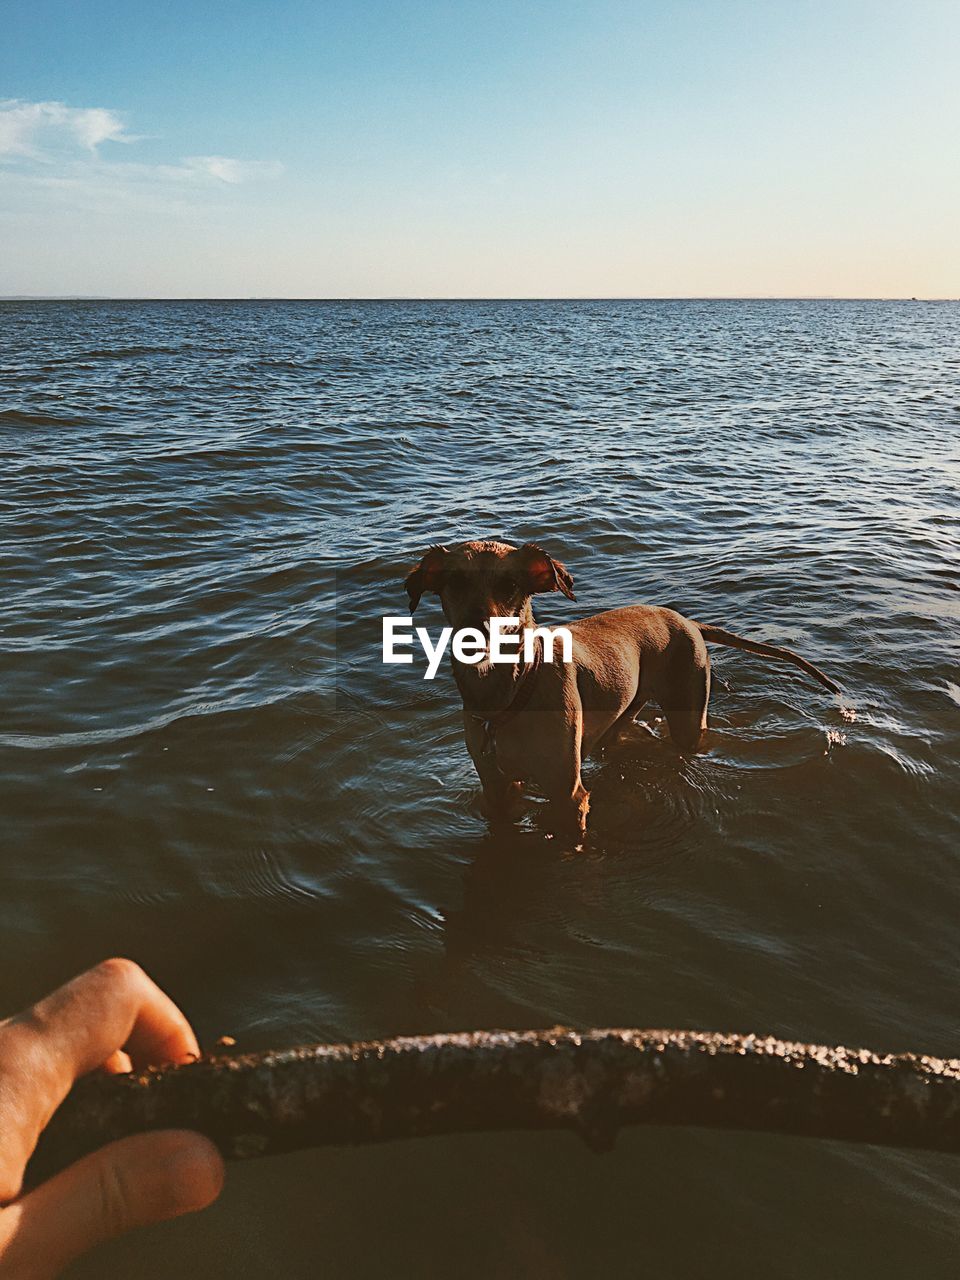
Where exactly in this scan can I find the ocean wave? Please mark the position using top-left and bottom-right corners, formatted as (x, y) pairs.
(0, 406), (85, 428)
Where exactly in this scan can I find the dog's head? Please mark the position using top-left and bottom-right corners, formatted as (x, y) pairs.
(403, 539), (575, 632)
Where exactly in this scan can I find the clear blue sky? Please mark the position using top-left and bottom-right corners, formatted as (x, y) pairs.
(1, 0), (958, 296)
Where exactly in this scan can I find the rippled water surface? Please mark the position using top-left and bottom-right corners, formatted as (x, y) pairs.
(2, 299), (959, 1277)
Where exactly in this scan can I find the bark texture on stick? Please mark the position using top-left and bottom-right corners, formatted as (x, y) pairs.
(28, 1027), (960, 1183)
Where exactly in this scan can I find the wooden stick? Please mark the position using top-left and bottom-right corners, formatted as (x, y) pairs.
(27, 1027), (960, 1183)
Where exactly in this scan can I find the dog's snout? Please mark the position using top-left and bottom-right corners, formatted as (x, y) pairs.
(467, 605), (520, 634)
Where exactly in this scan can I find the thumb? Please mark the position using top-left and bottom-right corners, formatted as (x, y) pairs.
(0, 1131), (224, 1278)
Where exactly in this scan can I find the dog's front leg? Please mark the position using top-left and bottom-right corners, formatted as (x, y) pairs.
(534, 709), (590, 843)
(545, 780), (590, 843)
(464, 714), (523, 823)
(480, 772), (524, 823)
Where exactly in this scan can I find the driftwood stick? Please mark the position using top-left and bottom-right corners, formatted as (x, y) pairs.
(27, 1027), (960, 1183)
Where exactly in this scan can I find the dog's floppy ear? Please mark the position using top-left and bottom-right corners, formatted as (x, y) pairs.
(404, 545), (450, 612)
(518, 543), (576, 601)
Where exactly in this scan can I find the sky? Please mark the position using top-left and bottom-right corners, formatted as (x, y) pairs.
(1, 0), (958, 298)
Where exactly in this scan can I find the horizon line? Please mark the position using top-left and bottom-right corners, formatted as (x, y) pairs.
(1, 294), (956, 303)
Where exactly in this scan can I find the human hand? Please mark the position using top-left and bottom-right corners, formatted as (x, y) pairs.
(0, 958), (224, 1277)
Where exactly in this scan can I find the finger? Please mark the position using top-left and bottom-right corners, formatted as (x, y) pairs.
(0, 959), (201, 1198)
(18, 957), (200, 1084)
(0, 1130), (224, 1277)
(101, 1049), (133, 1075)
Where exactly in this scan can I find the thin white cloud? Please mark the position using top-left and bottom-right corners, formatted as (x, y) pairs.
(0, 99), (281, 194)
(0, 99), (133, 157)
(183, 155), (285, 184)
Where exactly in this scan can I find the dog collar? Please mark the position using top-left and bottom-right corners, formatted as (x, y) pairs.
(470, 636), (544, 737)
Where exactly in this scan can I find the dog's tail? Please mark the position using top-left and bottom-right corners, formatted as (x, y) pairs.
(695, 623), (841, 694)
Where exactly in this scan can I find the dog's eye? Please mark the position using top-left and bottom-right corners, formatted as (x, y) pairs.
(500, 574), (522, 595)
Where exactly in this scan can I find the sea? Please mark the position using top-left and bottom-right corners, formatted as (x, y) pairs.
(2, 298), (959, 1277)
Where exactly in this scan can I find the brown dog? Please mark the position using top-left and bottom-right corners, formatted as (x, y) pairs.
(404, 539), (840, 839)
